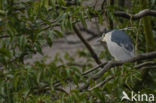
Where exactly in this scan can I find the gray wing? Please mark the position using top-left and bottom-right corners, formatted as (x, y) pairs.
(111, 30), (134, 52)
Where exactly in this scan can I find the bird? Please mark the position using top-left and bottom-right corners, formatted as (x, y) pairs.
(98, 29), (135, 61)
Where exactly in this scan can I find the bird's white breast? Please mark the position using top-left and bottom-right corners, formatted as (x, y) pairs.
(105, 33), (134, 61)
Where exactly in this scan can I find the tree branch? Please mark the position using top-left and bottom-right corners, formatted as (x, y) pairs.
(88, 76), (114, 91)
(92, 51), (156, 80)
(82, 62), (107, 76)
(0, 35), (10, 38)
(114, 9), (156, 20)
(101, 0), (106, 10)
(135, 61), (156, 69)
(73, 24), (102, 64)
(79, 51), (156, 91)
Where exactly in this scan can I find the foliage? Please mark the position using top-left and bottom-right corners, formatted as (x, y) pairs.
(0, 0), (156, 103)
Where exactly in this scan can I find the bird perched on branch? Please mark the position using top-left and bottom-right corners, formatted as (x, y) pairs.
(98, 29), (135, 61)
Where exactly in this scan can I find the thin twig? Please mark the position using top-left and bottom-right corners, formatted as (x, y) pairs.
(55, 87), (69, 95)
(89, 76), (114, 91)
(82, 62), (107, 76)
(135, 61), (156, 69)
(101, 0), (106, 10)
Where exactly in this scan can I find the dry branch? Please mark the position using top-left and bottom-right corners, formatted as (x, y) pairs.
(92, 51), (156, 80)
(135, 61), (156, 69)
(73, 24), (102, 64)
(114, 9), (156, 20)
(89, 76), (114, 91)
(82, 62), (107, 76)
(80, 51), (156, 91)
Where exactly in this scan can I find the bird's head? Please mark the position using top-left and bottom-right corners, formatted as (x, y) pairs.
(96, 34), (106, 42)
(96, 30), (111, 43)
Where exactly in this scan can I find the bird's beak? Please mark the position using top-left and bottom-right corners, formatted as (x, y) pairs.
(96, 37), (102, 42)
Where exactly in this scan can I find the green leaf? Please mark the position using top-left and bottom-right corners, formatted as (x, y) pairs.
(80, 12), (87, 28)
(46, 30), (54, 46)
(98, 14), (103, 24)
(33, 1), (40, 15)
(37, 72), (41, 84)
(19, 35), (27, 51)
(36, 44), (43, 55)
(0, 10), (6, 15)
(54, 30), (63, 37)
(44, 0), (49, 10)
(39, 13), (51, 26)
(0, 48), (10, 57)
(67, 18), (73, 31)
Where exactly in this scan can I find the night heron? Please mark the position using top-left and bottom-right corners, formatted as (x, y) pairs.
(98, 29), (135, 61)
